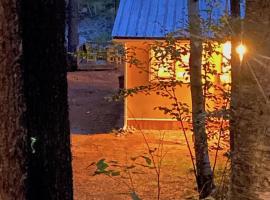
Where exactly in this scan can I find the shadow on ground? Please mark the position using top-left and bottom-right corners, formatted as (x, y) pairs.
(68, 70), (123, 134)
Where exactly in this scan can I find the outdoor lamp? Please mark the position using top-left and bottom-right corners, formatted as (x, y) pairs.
(236, 43), (247, 62)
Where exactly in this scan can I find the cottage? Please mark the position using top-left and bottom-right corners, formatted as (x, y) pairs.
(112, 0), (245, 130)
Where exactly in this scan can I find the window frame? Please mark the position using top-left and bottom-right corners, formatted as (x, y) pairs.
(148, 42), (190, 83)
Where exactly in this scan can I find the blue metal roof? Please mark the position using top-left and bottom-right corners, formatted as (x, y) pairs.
(112, 0), (245, 38)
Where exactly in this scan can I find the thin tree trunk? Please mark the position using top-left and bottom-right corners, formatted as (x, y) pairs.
(188, 0), (214, 198)
(230, 0), (270, 199)
(0, 1), (27, 199)
(230, 0), (241, 154)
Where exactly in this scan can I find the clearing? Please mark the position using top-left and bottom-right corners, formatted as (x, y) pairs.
(68, 70), (225, 200)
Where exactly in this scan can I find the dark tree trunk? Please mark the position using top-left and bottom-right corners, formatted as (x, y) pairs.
(67, 0), (79, 71)
(230, 0), (241, 153)
(67, 0), (79, 53)
(188, 0), (214, 198)
(0, 0), (73, 199)
(0, 1), (27, 199)
(21, 0), (73, 199)
(230, 0), (270, 199)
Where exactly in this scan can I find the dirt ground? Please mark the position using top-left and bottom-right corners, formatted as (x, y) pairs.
(71, 132), (199, 200)
(68, 70), (225, 200)
(68, 70), (123, 134)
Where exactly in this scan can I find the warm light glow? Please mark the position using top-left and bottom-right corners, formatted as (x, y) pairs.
(220, 72), (231, 83)
(223, 41), (231, 60)
(177, 71), (185, 77)
(157, 66), (170, 78)
(236, 43), (247, 62)
(176, 66), (190, 83)
(220, 41), (232, 83)
(150, 43), (190, 82)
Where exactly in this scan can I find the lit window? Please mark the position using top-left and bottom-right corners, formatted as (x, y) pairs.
(220, 41), (231, 83)
(150, 42), (231, 84)
(149, 44), (190, 83)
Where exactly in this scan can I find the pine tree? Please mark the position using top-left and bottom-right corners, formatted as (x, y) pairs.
(0, 0), (73, 199)
(230, 0), (270, 199)
(0, 1), (27, 198)
(67, 0), (79, 71)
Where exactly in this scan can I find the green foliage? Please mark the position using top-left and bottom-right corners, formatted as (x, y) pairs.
(141, 156), (152, 166)
(96, 159), (109, 172)
(130, 191), (141, 200)
(94, 159), (121, 177)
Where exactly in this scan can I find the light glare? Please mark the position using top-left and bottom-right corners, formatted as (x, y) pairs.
(236, 44), (247, 62)
(223, 41), (231, 60)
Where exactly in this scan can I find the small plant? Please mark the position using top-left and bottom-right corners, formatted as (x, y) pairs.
(90, 131), (167, 200)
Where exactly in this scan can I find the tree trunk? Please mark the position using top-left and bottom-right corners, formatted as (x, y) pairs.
(67, 0), (79, 71)
(230, 0), (241, 153)
(0, 0), (73, 199)
(21, 0), (73, 199)
(230, 0), (270, 199)
(188, 0), (214, 198)
(0, 1), (27, 199)
(68, 0), (78, 53)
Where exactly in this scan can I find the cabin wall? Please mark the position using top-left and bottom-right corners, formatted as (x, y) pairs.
(123, 40), (224, 130)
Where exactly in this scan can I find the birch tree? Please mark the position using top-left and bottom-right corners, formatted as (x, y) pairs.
(188, 0), (214, 198)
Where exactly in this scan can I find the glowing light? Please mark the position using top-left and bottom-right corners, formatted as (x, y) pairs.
(236, 43), (247, 62)
(220, 41), (232, 83)
(157, 66), (170, 78)
(176, 71), (185, 78)
(223, 41), (231, 60)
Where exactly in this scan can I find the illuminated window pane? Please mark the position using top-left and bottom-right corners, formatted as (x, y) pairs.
(157, 66), (171, 78)
(175, 56), (190, 83)
(150, 43), (190, 82)
(220, 41), (231, 83)
(150, 42), (230, 83)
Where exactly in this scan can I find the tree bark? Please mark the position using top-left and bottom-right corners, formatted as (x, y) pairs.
(67, 0), (78, 53)
(67, 0), (79, 71)
(21, 0), (73, 199)
(0, 1), (27, 199)
(188, 0), (214, 198)
(230, 0), (270, 199)
(230, 0), (241, 154)
(0, 0), (73, 199)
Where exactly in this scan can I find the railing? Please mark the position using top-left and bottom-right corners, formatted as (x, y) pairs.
(77, 42), (124, 66)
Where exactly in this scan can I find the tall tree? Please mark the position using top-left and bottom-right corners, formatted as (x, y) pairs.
(230, 0), (270, 199)
(229, 0), (241, 153)
(22, 0), (73, 199)
(0, 0), (73, 199)
(0, 1), (27, 199)
(188, 0), (214, 198)
(67, 0), (78, 53)
(67, 0), (79, 71)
